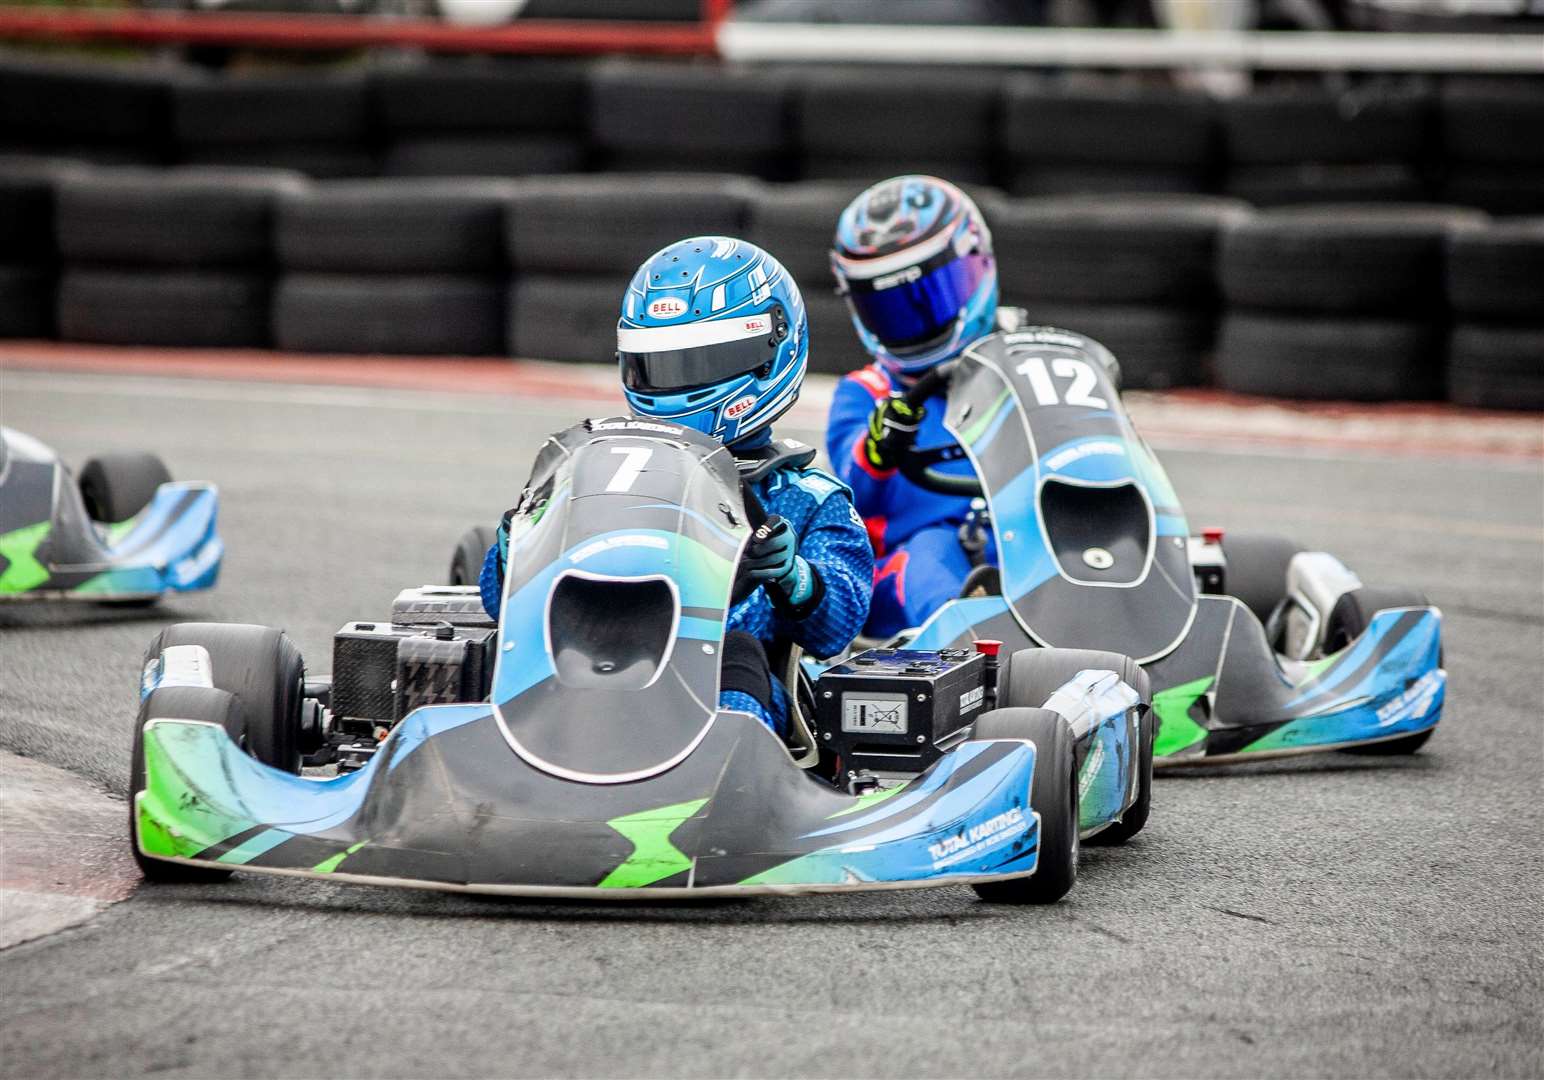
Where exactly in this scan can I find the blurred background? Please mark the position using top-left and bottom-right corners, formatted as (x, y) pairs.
(1, 0), (1540, 407)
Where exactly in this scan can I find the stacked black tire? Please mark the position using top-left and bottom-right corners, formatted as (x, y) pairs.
(1216, 204), (1484, 400)
(1444, 219), (1544, 410)
(0, 156), (83, 339)
(0, 58), (171, 165)
(1221, 85), (1431, 207)
(54, 166), (304, 348)
(1437, 79), (1544, 216)
(505, 175), (754, 363)
(373, 60), (589, 179)
(1001, 78), (1217, 197)
(172, 71), (376, 179)
(273, 180), (513, 355)
(996, 196), (1249, 389)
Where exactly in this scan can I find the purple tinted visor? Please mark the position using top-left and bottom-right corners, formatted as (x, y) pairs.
(843, 249), (993, 354)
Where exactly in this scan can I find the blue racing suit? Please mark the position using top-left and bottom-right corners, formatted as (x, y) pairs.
(480, 432), (873, 736)
(827, 361), (991, 639)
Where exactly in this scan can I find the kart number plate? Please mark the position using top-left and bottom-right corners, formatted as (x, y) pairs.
(841, 693), (908, 735)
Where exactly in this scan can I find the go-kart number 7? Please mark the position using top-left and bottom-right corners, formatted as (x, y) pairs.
(605, 446), (654, 492)
(1015, 356), (1108, 410)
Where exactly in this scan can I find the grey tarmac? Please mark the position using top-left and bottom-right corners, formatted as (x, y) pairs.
(1, 368), (1540, 1079)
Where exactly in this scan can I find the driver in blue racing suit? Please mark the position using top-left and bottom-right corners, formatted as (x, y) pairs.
(825, 176), (1014, 640)
(482, 237), (872, 737)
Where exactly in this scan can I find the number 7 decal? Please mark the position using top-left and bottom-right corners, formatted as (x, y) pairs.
(605, 446), (655, 492)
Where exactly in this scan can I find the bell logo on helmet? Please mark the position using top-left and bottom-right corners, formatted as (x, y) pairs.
(648, 297), (689, 320)
(725, 395), (758, 420)
(742, 316), (770, 335)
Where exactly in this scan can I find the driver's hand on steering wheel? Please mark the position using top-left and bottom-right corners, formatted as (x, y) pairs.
(864, 395), (925, 473)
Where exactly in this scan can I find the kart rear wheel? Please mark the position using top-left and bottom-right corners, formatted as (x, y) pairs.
(78, 451), (171, 524)
(1220, 533), (1303, 626)
(969, 707), (1079, 905)
(129, 685), (243, 883)
(1327, 586), (1437, 756)
(450, 525), (496, 587)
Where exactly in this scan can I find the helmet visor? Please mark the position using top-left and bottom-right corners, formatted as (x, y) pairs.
(843, 250), (993, 355)
(619, 307), (787, 393)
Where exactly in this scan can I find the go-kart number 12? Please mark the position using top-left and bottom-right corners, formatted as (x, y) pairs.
(1015, 355), (1108, 410)
(842, 693), (909, 735)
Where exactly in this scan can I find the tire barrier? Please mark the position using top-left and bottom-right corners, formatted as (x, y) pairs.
(172, 72), (374, 179)
(1437, 80), (1544, 215)
(2, 152), (1539, 409)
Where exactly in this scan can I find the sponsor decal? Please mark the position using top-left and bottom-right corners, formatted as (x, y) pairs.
(648, 297), (689, 320)
(1078, 740), (1105, 798)
(1005, 329), (1088, 349)
(570, 534), (670, 564)
(593, 420), (679, 434)
(1043, 440), (1126, 471)
(872, 265), (923, 291)
(1375, 670), (1442, 727)
(172, 538), (222, 586)
(928, 806), (1026, 869)
(741, 316), (770, 335)
(725, 395), (758, 420)
(959, 685), (985, 715)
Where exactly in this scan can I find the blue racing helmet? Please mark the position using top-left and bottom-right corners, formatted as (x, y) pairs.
(618, 237), (808, 445)
(832, 175), (998, 377)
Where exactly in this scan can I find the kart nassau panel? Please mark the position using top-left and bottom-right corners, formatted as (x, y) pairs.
(491, 419), (751, 782)
(909, 594), (1444, 763)
(1042, 669), (1144, 834)
(945, 330), (1195, 662)
(134, 709), (1046, 895)
(0, 428), (221, 600)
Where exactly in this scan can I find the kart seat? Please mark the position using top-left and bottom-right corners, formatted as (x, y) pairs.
(766, 637), (820, 769)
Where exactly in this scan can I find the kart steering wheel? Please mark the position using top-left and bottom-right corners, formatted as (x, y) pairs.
(894, 362), (983, 498)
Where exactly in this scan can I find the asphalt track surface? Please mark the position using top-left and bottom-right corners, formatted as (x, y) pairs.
(3, 368), (1541, 1079)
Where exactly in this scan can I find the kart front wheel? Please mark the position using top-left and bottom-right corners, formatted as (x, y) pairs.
(450, 525), (496, 587)
(1220, 532), (1303, 626)
(969, 707), (1079, 905)
(78, 451), (171, 524)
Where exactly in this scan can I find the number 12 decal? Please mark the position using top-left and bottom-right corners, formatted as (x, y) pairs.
(605, 446), (654, 492)
(1014, 356), (1109, 409)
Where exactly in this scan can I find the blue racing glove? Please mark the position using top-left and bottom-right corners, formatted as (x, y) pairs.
(739, 515), (816, 609)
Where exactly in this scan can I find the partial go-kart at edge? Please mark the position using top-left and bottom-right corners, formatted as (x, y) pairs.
(129, 417), (1152, 904)
(889, 327), (1446, 765)
(0, 427), (222, 604)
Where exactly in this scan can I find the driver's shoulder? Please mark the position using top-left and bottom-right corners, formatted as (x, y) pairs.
(759, 458), (855, 517)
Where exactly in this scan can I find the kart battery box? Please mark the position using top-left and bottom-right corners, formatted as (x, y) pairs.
(391, 585), (496, 628)
(814, 648), (986, 775)
(331, 620), (495, 724)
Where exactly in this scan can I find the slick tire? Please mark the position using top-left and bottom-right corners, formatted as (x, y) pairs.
(1219, 533), (1303, 626)
(1445, 220), (1544, 321)
(1222, 163), (1427, 208)
(588, 61), (792, 162)
(969, 707), (1078, 905)
(273, 273), (504, 355)
(1001, 77), (1216, 169)
(0, 264), (53, 338)
(1215, 312), (1443, 401)
(451, 525), (496, 587)
(1446, 323), (1544, 411)
(57, 269), (272, 348)
(1325, 586), (1436, 756)
(372, 59), (589, 134)
(149, 623), (307, 774)
(1013, 302), (1213, 390)
(78, 451), (171, 524)
(130, 685), (244, 883)
(746, 182), (868, 284)
(381, 135), (585, 179)
(507, 274), (629, 363)
(1220, 87), (1428, 166)
(171, 71), (369, 145)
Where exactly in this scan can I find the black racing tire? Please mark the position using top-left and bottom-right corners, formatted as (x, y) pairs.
(381, 135), (585, 179)
(0, 264), (54, 339)
(130, 684), (244, 883)
(177, 143), (378, 181)
(1435, 166), (1544, 217)
(1218, 205), (1486, 317)
(171, 71), (369, 146)
(78, 451), (172, 524)
(1001, 77), (1216, 169)
(1325, 585), (1437, 756)
(451, 525), (496, 587)
(273, 273), (504, 356)
(1220, 87), (1428, 166)
(276, 179), (516, 274)
(1220, 532), (1303, 626)
(373, 59), (589, 134)
(746, 181), (867, 284)
(152, 623), (307, 775)
(997, 646), (1150, 715)
(798, 155), (993, 187)
(1222, 163), (1428, 208)
(1446, 323), (1544, 411)
(0, 156), (87, 263)
(1445, 219), (1544, 321)
(1006, 164), (1210, 198)
(0, 57), (171, 145)
(1325, 585), (1430, 655)
(507, 274), (630, 363)
(969, 707), (1079, 905)
(57, 269), (272, 349)
(796, 68), (1000, 161)
(589, 61), (792, 161)
(995, 196), (1249, 306)
(55, 167), (306, 268)
(505, 175), (753, 275)
(800, 287), (864, 377)
(1013, 302), (1214, 390)
(1439, 82), (1544, 166)
(1215, 312), (1443, 402)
